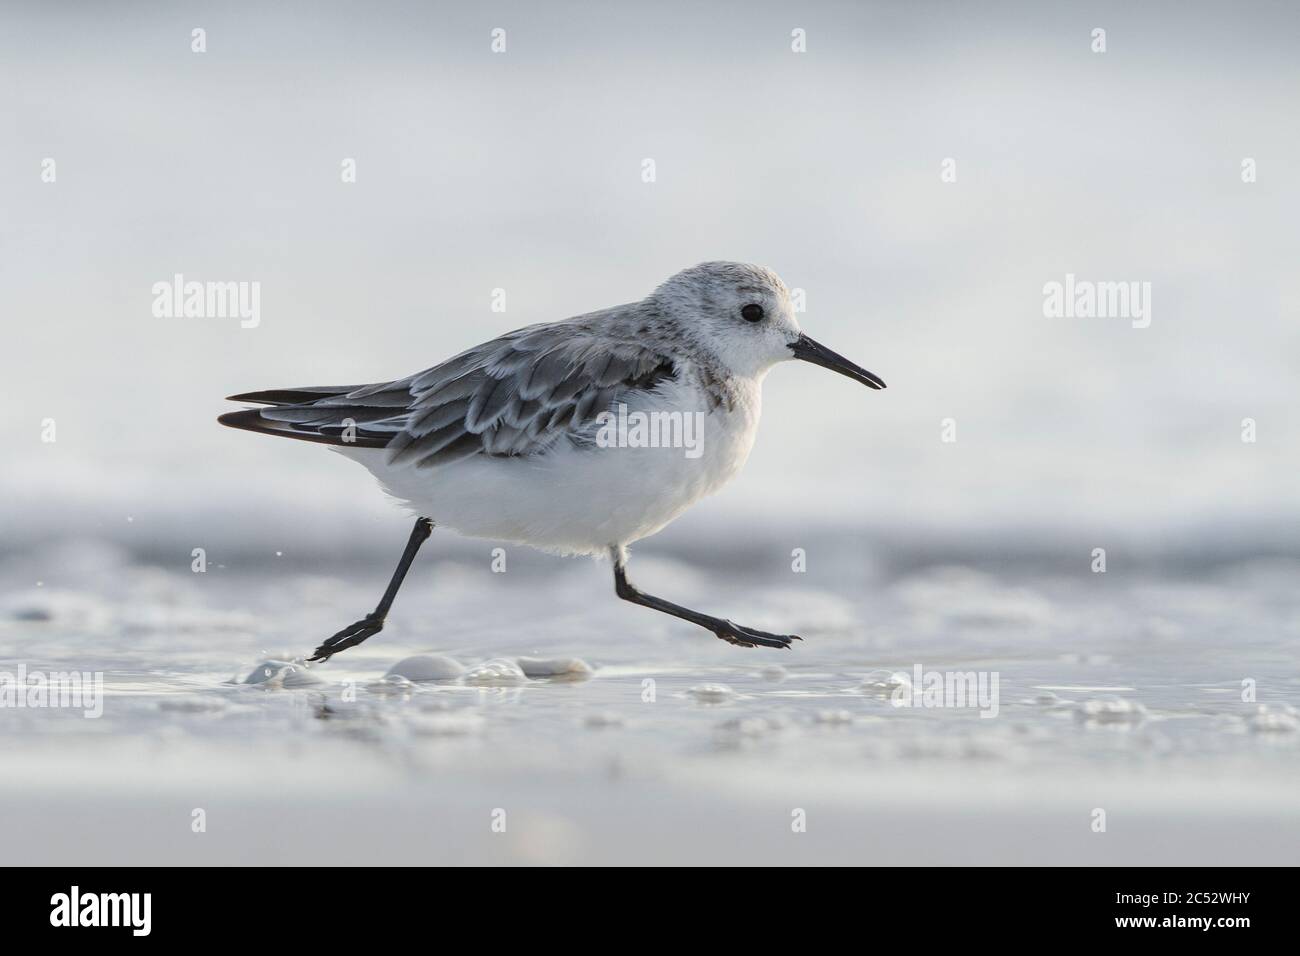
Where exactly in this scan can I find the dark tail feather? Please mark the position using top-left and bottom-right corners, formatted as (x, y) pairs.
(225, 386), (360, 406)
(217, 408), (391, 448)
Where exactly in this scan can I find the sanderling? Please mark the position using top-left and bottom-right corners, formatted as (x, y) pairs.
(220, 261), (886, 661)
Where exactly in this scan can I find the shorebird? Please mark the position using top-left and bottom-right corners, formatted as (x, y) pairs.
(219, 262), (885, 661)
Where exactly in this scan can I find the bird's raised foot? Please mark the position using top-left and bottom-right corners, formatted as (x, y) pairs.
(309, 613), (385, 662)
(712, 620), (801, 649)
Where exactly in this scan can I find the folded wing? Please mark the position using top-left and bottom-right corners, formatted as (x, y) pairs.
(218, 320), (676, 470)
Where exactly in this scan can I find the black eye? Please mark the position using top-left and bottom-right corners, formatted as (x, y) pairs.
(741, 303), (765, 322)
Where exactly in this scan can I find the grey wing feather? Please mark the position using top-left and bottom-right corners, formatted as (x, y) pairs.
(227, 318), (677, 470)
(386, 321), (677, 470)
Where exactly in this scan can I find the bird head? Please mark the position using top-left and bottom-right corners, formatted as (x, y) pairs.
(650, 261), (886, 390)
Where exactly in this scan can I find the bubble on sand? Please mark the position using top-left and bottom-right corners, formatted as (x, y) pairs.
(1249, 705), (1299, 734)
(858, 669), (912, 697)
(367, 674), (415, 695)
(687, 683), (735, 704)
(1026, 691), (1074, 710)
(237, 660), (325, 688)
(813, 709), (854, 725)
(517, 656), (593, 681)
(463, 658), (528, 686)
(1073, 696), (1147, 725)
(385, 655), (465, 682)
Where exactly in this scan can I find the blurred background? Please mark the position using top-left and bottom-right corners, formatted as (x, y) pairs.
(1, 0), (1297, 865)
(4, 0), (1298, 557)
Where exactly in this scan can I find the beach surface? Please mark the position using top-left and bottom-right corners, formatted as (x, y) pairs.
(3, 525), (1296, 866)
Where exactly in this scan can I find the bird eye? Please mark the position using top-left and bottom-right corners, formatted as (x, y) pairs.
(741, 304), (765, 322)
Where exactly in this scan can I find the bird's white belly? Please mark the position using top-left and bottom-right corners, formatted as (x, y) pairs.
(339, 380), (761, 555)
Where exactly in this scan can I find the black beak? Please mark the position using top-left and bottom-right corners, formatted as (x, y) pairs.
(789, 333), (886, 390)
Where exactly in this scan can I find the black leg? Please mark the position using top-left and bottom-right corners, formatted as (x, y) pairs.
(309, 518), (434, 662)
(610, 547), (800, 649)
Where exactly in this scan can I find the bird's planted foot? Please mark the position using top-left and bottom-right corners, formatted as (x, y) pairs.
(712, 619), (802, 649)
(309, 613), (385, 662)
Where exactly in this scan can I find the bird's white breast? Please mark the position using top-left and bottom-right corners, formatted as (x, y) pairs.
(339, 372), (763, 555)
